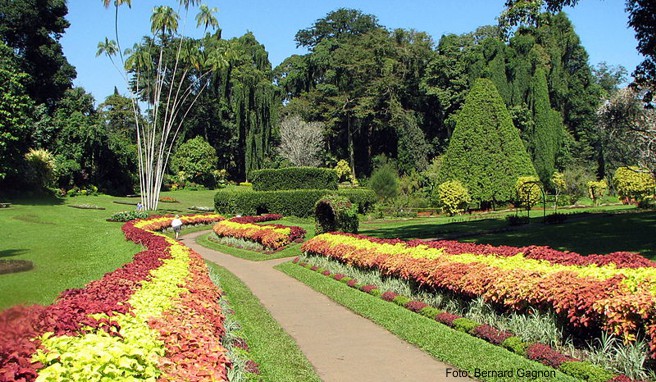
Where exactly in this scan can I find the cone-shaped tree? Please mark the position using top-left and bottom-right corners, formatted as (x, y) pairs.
(437, 78), (537, 206)
(529, 68), (563, 186)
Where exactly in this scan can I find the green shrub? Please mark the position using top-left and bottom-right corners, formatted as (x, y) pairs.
(250, 167), (338, 191)
(214, 188), (375, 217)
(334, 188), (377, 213)
(314, 195), (359, 234)
(419, 306), (443, 319)
(108, 210), (149, 222)
(434, 180), (471, 215)
(516, 176), (542, 209)
(506, 215), (529, 226)
(392, 296), (411, 306)
(452, 318), (478, 333)
(501, 336), (529, 356)
(587, 179), (608, 206)
(559, 361), (614, 382)
(369, 164), (399, 201)
(170, 136), (218, 187)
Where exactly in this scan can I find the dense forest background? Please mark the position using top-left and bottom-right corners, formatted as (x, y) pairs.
(1, 1), (653, 203)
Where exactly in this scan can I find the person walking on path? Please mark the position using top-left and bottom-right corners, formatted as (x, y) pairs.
(171, 215), (183, 239)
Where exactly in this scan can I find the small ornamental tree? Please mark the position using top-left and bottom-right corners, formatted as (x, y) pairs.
(613, 166), (656, 203)
(314, 194), (359, 234)
(515, 176), (542, 210)
(334, 159), (353, 183)
(171, 136), (218, 187)
(437, 78), (537, 207)
(369, 164), (400, 202)
(587, 179), (608, 206)
(551, 171), (566, 211)
(435, 180), (471, 216)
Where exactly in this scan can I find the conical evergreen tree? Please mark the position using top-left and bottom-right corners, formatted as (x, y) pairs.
(529, 68), (563, 185)
(438, 78), (537, 206)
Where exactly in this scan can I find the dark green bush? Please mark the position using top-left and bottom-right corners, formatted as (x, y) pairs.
(559, 361), (614, 382)
(506, 215), (529, 226)
(544, 213), (568, 224)
(501, 336), (529, 356)
(335, 188), (377, 213)
(368, 164), (400, 201)
(250, 167), (338, 191)
(452, 318), (479, 333)
(214, 188), (376, 217)
(314, 195), (359, 234)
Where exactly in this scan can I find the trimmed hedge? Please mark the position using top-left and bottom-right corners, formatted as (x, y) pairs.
(314, 195), (359, 234)
(214, 189), (376, 217)
(250, 167), (338, 191)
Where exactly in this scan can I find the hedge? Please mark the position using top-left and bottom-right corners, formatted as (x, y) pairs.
(214, 189), (376, 217)
(250, 167), (338, 191)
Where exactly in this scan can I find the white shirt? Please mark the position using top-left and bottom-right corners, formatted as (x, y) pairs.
(171, 218), (183, 228)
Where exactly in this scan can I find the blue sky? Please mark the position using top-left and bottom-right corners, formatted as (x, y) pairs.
(61, 0), (641, 103)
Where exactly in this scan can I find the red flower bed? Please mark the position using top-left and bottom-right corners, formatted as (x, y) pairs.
(229, 214), (282, 224)
(471, 324), (514, 345)
(526, 343), (577, 368)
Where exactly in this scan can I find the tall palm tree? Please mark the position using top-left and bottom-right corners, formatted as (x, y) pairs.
(195, 4), (219, 32)
(102, 0), (132, 62)
(151, 6), (179, 36)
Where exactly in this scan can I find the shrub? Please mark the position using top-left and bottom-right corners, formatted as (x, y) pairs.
(435, 312), (461, 327)
(471, 324), (514, 345)
(419, 306), (442, 319)
(526, 343), (576, 368)
(506, 215), (529, 226)
(368, 164), (399, 201)
(501, 336), (529, 356)
(381, 291), (398, 302)
(314, 195), (359, 234)
(250, 167), (338, 191)
(392, 296), (411, 307)
(404, 300), (428, 313)
(452, 318), (478, 333)
(434, 180), (471, 215)
(333, 188), (377, 213)
(559, 361), (614, 382)
(515, 176), (542, 209)
(170, 137), (218, 187)
(214, 189), (374, 217)
(334, 159), (353, 183)
(108, 210), (149, 222)
(587, 179), (608, 206)
(24, 148), (55, 188)
(544, 213), (567, 224)
(613, 166), (655, 203)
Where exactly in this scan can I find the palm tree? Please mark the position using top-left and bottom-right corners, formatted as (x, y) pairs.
(195, 4), (219, 32)
(102, 0), (132, 62)
(151, 6), (179, 36)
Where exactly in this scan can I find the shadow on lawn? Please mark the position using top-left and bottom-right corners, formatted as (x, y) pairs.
(0, 249), (29, 258)
(1, 193), (65, 206)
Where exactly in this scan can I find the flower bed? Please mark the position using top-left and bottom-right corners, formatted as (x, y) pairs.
(212, 214), (305, 251)
(0, 214), (229, 381)
(292, 257), (632, 382)
(302, 232), (656, 357)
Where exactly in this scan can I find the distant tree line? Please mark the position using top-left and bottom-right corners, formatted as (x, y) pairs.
(1, 1), (653, 207)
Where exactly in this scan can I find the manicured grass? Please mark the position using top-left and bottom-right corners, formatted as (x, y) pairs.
(466, 210), (656, 259)
(0, 195), (141, 309)
(277, 262), (578, 382)
(0, 189), (218, 310)
(205, 262), (321, 382)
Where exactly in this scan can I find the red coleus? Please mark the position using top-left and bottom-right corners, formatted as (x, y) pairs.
(526, 343), (577, 368)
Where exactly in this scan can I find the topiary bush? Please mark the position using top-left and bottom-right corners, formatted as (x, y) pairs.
(314, 195), (359, 234)
(250, 167), (338, 191)
(434, 180), (471, 215)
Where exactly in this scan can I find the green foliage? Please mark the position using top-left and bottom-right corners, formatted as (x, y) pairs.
(613, 167), (655, 202)
(438, 78), (537, 205)
(452, 318), (479, 333)
(108, 210), (149, 222)
(529, 68), (563, 184)
(250, 167), (338, 191)
(587, 179), (608, 205)
(392, 295), (412, 306)
(501, 336), (529, 356)
(515, 176), (542, 208)
(214, 188), (374, 217)
(335, 188), (377, 214)
(0, 43), (32, 182)
(334, 160), (353, 183)
(171, 136), (218, 187)
(419, 306), (443, 319)
(563, 165), (595, 204)
(369, 164), (400, 201)
(558, 361), (614, 382)
(314, 195), (359, 234)
(434, 180), (471, 216)
(23, 148), (56, 189)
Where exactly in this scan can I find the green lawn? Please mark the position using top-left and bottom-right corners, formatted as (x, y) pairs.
(0, 189), (218, 310)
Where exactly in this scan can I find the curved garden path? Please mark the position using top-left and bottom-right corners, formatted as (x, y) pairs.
(183, 231), (472, 382)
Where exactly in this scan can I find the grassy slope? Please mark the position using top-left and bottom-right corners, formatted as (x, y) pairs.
(0, 189), (218, 310)
(277, 262), (577, 382)
(206, 262), (321, 382)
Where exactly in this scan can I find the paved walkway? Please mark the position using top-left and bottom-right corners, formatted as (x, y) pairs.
(183, 231), (472, 382)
